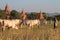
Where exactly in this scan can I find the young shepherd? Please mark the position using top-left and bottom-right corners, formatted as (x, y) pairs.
(54, 17), (58, 29)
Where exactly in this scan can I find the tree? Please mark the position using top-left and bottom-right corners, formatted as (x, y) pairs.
(10, 10), (20, 19)
(0, 10), (6, 19)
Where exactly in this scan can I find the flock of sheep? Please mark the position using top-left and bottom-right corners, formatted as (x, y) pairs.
(0, 19), (57, 30)
(0, 19), (50, 31)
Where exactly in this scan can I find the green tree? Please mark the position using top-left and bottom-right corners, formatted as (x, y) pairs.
(10, 10), (20, 19)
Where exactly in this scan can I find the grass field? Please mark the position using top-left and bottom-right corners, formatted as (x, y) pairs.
(0, 21), (60, 40)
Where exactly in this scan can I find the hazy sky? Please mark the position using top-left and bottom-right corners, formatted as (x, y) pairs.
(0, 0), (60, 13)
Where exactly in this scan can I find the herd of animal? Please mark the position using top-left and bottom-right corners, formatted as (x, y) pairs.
(0, 19), (47, 31)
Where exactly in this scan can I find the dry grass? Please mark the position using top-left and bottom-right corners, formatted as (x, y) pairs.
(0, 21), (60, 40)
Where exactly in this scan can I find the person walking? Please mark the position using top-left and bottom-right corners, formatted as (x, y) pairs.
(54, 17), (57, 29)
(21, 10), (27, 26)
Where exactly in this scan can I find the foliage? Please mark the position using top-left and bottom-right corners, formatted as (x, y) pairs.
(56, 15), (60, 21)
(10, 10), (20, 19)
(0, 10), (6, 19)
(0, 9), (60, 20)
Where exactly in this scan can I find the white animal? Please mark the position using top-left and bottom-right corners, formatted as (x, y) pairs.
(43, 20), (47, 25)
(0, 19), (3, 23)
(26, 19), (40, 28)
(2, 19), (21, 31)
(55, 19), (58, 27)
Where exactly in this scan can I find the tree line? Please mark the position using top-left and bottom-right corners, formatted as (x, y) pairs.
(0, 9), (60, 20)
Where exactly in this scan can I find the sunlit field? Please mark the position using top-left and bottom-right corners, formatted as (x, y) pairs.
(0, 21), (60, 40)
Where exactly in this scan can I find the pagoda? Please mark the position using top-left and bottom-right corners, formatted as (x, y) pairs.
(5, 4), (10, 15)
(5, 4), (11, 19)
(39, 11), (44, 20)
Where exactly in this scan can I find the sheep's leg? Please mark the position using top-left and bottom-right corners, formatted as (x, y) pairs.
(15, 26), (18, 29)
(29, 24), (33, 29)
(2, 26), (5, 31)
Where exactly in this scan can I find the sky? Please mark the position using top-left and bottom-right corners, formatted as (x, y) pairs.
(0, 0), (60, 13)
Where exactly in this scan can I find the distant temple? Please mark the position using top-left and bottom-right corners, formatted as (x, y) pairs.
(39, 11), (44, 20)
(5, 4), (11, 19)
(5, 4), (10, 15)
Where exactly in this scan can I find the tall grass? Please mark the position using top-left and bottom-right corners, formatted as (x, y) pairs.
(0, 21), (60, 40)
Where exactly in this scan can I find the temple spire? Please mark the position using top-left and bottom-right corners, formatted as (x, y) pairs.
(39, 11), (44, 20)
(5, 4), (11, 19)
(5, 4), (10, 14)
